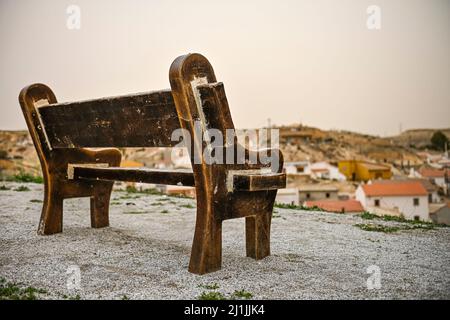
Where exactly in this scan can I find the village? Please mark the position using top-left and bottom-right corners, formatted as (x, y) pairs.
(1, 124), (449, 225)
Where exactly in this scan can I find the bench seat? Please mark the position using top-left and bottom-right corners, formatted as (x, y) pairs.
(71, 166), (195, 186)
(71, 165), (286, 191)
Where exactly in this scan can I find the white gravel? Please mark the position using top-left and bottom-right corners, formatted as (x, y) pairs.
(1, 182), (449, 300)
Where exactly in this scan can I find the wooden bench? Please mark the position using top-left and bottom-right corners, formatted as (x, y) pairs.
(19, 53), (286, 274)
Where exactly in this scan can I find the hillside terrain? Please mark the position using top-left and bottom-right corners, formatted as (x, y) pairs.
(1, 126), (448, 178)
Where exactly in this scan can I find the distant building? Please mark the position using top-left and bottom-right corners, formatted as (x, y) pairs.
(280, 131), (313, 144)
(304, 199), (364, 214)
(283, 161), (309, 175)
(356, 181), (429, 221)
(374, 178), (440, 204)
(164, 185), (196, 198)
(429, 203), (450, 226)
(338, 160), (392, 182)
(304, 161), (346, 181)
(275, 188), (299, 206)
(418, 168), (449, 190)
(298, 185), (338, 202)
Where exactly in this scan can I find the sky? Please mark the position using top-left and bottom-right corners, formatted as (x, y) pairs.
(0, 0), (449, 136)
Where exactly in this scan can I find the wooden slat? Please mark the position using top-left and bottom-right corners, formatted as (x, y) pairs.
(72, 166), (195, 187)
(38, 90), (181, 148)
(233, 172), (286, 191)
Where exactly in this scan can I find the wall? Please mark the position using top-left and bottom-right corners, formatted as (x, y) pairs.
(431, 206), (450, 225)
(356, 188), (429, 221)
(299, 190), (338, 202)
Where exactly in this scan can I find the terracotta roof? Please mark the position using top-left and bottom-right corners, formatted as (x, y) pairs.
(419, 168), (449, 178)
(361, 182), (427, 197)
(304, 200), (364, 213)
(374, 178), (437, 193)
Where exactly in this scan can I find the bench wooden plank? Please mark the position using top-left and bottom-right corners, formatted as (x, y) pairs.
(233, 172), (286, 192)
(38, 90), (181, 148)
(72, 166), (195, 187)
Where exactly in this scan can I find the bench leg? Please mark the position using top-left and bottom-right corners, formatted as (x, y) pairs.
(189, 210), (222, 275)
(38, 187), (64, 235)
(90, 182), (114, 228)
(245, 212), (272, 259)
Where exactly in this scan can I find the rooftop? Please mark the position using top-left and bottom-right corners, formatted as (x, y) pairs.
(361, 181), (428, 197)
(419, 168), (449, 178)
(304, 200), (364, 213)
(374, 178), (438, 193)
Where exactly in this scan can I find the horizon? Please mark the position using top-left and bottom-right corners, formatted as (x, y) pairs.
(1, 0), (449, 136)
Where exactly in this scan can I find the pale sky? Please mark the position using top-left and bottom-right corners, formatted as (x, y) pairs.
(1, 0), (449, 136)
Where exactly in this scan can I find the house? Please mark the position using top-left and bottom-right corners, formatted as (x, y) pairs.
(298, 185), (338, 202)
(374, 178), (440, 203)
(356, 181), (429, 221)
(304, 161), (346, 181)
(304, 199), (364, 214)
(275, 188), (300, 206)
(338, 160), (392, 182)
(418, 167), (449, 190)
(429, 203), (450, 226)
(283, 161), (309, 175)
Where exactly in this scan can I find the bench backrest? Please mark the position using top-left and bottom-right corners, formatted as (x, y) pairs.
(19, 54), (233, 156)
(38, 90), (180, 148)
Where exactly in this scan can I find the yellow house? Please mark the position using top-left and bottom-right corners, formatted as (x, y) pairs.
(338, 160), (392, 182)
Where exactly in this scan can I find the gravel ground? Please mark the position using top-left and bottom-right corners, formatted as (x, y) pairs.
(1, 182), (449, 300)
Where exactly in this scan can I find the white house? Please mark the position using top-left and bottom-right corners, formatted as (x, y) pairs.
(304, 162), (346, 181)
(283, 161), (309, 175)
(275, 188), (299, 206)
(356, 181), (429, 221)
(418, 168), (448, 188)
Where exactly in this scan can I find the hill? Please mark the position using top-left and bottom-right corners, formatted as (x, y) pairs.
(1, 126), (448, 178)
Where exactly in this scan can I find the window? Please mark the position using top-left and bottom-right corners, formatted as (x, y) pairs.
(428, 194), (432, 203)
(306, 193), (311, 199)
(374, 199), (380, 207)
(326, 193), (330, 198)
(414, 216), (420, 221)
(413, 198), (419, 206)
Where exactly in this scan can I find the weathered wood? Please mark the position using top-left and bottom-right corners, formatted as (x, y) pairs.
(169, 53), (284, 274)
(233, 172), (286, 192)
(72, 166), (195, 186)
(19, 53), (286, 275)
(38, 90), (180, 148)
(19, 84), (122, 234)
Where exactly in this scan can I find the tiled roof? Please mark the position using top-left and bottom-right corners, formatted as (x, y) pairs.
(374, 178), (437, 193)
(419, 168), (449, 178)
(304, 200), (364, 213)
(361, 182), (427, 197)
